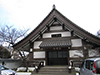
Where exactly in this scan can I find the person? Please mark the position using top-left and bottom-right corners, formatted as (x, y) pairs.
(2, 61), (5, 65)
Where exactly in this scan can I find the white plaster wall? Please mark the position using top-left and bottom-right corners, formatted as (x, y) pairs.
(43, 31), (71, 38)
(69, 50), (83, 58)
(34, 51), (45, 58)
(62, 32), (71, 37)
(50, 26), (62, 31)
(0, 61), (22, 69)
(34, 41), (42, 49)
(43, 33), (51, 38)
(71, 39), (82, 47)
(89, 49), (100, 57)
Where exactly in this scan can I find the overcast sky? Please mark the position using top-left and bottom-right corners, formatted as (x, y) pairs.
(0, 0), (100, 35)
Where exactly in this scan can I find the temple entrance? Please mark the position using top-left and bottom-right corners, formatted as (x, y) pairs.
(47, 51), (68, 65)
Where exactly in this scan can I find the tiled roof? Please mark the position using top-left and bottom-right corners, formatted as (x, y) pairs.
(39, 38), (71, 48)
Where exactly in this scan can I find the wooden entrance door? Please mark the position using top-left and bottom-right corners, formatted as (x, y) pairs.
(47, 51), (68, 65)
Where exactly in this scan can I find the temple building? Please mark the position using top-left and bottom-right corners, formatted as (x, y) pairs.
(13, 6), (100, 67)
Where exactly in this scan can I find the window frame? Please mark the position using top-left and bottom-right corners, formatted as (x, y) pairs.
(51, 34), (61, 38)
(85, 60), (94, 70)
(80, 61), (85, 68)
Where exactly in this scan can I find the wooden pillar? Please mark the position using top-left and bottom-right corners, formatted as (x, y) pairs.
(45, 51), (47, 66)
(83, 46), (88, 59)
(71, 30), (74, 36)
(46, 25), (50, 31)
(29, 41), (33, 60)
(83, 38), (88, 59)
(62, 24), (65, 30)
(68, 50), (70, 66)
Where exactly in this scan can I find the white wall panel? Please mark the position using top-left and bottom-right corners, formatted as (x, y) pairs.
(34, 41), (42, 49)
(89, 49), (100, 57)
(69, 50), (83, 58)
(71, 39), (82, 47)
(43, 33), (51, 38)
(34, 51), (45, 58)
(62, 32), (71, 37)
(43, 31), (71, 38)
(50, 26), (62, 31)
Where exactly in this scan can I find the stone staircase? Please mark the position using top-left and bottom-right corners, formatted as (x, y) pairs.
(31, 66), (76, 75)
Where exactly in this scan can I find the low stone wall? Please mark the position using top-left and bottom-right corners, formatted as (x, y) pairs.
(0, 59), (22, 69)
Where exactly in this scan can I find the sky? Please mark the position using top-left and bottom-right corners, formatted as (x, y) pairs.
(0, 0), (100, 35)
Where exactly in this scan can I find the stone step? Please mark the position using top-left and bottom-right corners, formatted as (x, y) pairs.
(39, 67), (74, 71)
(40, 68), (68, 71)
(37, 71), (75, 74)
(39, 69), (69, 72)
(31, 74), (75, 75)
(37, 72), (73, 74)
(32, 66), (76, 75)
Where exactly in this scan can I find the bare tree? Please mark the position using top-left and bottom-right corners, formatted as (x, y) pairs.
(97, 30), (100, 37)
(0, 25), (30, 71)
(0, 25), (29, 47)
(0, 45), (11, 58)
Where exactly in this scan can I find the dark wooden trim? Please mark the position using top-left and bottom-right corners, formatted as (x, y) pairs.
(33, 49), (41, 51)
(71, 30), (74, 36)
(54, 10), (100, 45)
(68, 50), (70, 66)
(70, 47), (83, 50)
(13, 9), (55, 49)
(33, 58), (46, 60)
(29, 41), (34, 60)
(13, 8), (100, 50)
